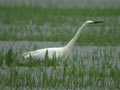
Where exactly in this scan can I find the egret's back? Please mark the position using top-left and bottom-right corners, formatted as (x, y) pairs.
(23, 47), (67, 60)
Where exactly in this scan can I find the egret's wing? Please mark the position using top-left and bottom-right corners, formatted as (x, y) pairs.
(23, 48), (47, 59)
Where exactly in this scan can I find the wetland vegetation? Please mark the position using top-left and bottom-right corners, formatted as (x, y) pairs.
(0, 0), (120, 89)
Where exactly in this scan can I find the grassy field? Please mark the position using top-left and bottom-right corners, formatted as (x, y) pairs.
(0, 7), (120, 45)
(0, 1), (120, 89)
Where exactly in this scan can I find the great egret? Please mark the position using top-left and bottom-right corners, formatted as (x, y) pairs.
(23, 20), (103, 60)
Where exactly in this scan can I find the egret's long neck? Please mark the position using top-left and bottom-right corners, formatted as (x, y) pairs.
(65, 22), (88, 49)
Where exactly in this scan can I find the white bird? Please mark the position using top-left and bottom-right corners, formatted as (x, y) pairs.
(23, 20), (103, 60)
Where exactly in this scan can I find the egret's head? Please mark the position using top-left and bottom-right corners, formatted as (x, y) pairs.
(86, 20), (103, 24)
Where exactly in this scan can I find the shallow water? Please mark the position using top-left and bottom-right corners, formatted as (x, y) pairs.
(0, 41), (62, 53)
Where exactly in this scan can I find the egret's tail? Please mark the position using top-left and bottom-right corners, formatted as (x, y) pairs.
(22, 52), (31, 59)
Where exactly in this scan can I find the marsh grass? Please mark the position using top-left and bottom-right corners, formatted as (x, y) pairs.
(0, 7), (120, 45)
(0, 47), (120, 89)
(0, 2), (120, 89)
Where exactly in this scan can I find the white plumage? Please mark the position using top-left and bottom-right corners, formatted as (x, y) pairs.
(23, 20), (103, 60)
(23, 47), (69, 60)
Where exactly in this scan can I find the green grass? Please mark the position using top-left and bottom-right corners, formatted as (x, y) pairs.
(0, 7), (120, 45)
(0, 46), (120, 89)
